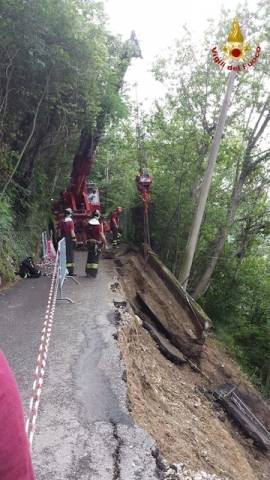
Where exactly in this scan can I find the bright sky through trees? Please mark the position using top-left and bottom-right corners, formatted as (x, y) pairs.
(105, 0), (261, 105)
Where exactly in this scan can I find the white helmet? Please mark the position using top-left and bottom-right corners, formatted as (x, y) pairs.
(89, 218), (100, 225)
(65, 207), (73, 215)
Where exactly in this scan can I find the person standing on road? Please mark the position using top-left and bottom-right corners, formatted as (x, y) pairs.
(110, 207), (122, 248)
(59, 208), (76, 276)
(0, 350), (35, 480)
(85, 210), (107, 277)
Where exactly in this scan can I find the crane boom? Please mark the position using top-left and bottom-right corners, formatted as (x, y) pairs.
(52, 32), (142, 244)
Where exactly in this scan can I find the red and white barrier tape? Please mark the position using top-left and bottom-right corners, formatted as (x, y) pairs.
(25, 251), (59, 448)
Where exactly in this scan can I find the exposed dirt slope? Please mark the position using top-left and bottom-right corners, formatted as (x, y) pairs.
(118, 319), (270, 480)
(115, 251), (270, 480)
(116, 252), (206, 359)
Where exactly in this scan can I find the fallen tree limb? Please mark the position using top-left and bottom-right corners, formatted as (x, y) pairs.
(143, 245), (212, 335)
(138, 310), (186, 365)
(211, 384), (270, 451)
(116, 250), (207, 359)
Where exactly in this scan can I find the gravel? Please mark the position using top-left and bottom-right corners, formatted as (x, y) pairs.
(161, 460), (228, 480)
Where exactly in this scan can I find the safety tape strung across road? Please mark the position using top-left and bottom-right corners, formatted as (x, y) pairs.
(25, 251), (59, 449)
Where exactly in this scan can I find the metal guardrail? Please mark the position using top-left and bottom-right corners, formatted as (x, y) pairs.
(58, 237), (67, 290)
(41, 232), (79, 302)
(57, 237), (79, 303)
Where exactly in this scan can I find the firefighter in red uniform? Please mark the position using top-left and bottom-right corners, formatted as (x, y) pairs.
(59, 208), (76, 275)
(85, 210), (107, 277)
(110, 207), (122, 248)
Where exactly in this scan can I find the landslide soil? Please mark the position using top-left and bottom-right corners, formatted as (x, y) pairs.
(119, 322), (270, 480)
(116, 259), (270, 480)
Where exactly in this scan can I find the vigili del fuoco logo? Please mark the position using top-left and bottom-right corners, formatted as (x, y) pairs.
(211, 18), (261, 71)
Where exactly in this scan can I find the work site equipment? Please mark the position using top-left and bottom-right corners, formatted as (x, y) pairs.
(52, 152), (101, 244)
(18, 257), (41, 279)
(135, 170), (152, 249)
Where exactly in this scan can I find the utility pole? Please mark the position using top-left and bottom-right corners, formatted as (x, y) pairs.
(179, 70), (237, 290)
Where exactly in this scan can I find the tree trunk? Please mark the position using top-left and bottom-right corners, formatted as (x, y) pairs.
(0, 74), (50, 198)
(265, 364), (270, 396)
(178, 71), (236, 289)
(21, 132), (46, 185)
(192, 97), (270, 298)
(193, 172), (245, 298)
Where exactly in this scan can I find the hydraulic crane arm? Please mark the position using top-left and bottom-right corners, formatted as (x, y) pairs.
(69, 130), (97, 197)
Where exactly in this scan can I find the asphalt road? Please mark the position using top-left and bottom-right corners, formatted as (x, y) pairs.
(0, 251), (160, 479)
(0, 274), (51, 409)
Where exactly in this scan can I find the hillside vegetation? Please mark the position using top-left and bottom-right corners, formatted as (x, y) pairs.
(0, 0), (129, 280)
(94, 4), (270, 395)
(0, 1), (270, 395)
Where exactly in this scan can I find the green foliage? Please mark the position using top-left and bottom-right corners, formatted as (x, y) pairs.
(205, 253), (270, 395)
(0, 198), (16, 281)
(94, 3), (270, 395)
(1, 0), (270, 397)
(94, 121), (139, 212)
(0, 0), (133, 281)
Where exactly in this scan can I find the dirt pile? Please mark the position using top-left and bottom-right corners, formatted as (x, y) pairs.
(114, 251), (270, 480)
(116, 250), (209, 359)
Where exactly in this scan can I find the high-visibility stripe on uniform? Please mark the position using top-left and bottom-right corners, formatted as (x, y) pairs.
(86, 263), (98, 269)
(66, 263), (74, 267)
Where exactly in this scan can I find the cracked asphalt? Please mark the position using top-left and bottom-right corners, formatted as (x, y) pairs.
(0, 251), (160, 479)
